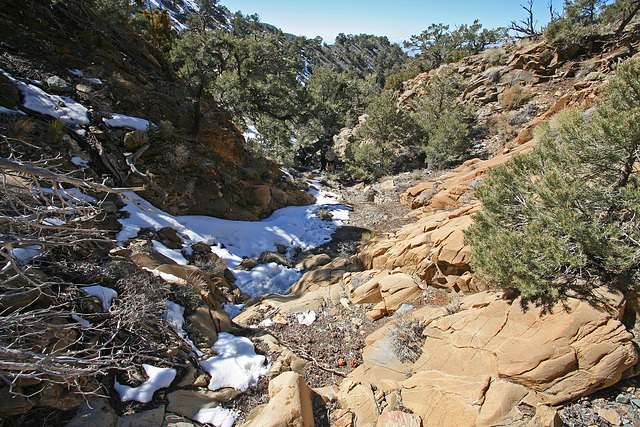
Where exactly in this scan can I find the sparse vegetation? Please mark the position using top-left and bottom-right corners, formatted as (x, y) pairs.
(388, 313), (426, 363)
(499, 83), (532, 110)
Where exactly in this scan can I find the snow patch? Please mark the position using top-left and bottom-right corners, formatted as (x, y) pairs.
(192, 407), (238, 427)
(258, 318), (274, 328)
(222, 302), (245, 319)
(152, 240), (188, 265)
(143, 267), (184, 284)
(163, 301), (203, 357)
(116, 181), (349, 298)
(8, 245), (42, 263)
(2, 70), (88, 126)
(103, 114), (149, 131)
(200, 333), (267, 391)
(114, 364), (176, 403)
(71, 156), (89, 167)
(297, 310), (317, 326)
(81, 285), (117, 312)
(0, 106), (25, 115)
(233, 263), (302, 297)
(42, 217), (65, 226)
(67, 69), (83, 77)
(71, 314), (91, 327)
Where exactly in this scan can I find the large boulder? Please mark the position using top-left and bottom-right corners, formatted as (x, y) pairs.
(243, 372), (314, 427)
(345, 270), (423, 320)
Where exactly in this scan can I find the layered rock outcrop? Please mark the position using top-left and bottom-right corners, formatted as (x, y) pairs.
(338, 290), (639, 426)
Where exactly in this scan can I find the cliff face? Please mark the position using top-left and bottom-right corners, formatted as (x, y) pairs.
(0, 0), (313, 220)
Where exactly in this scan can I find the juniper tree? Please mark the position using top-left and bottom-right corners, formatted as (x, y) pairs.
(465, 58), (640, 303)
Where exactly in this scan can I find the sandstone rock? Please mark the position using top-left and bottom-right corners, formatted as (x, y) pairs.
(597, 408), (622, 426)
(46, 75), (69, 89)
(123, 129), (149, 152)
(250, 185), (271, 213)
(475, 379), (530, 425)
(346, 270), (426, 318)
(163, 415), (201, 427)
(157, 227), (184, 249)
(190, 242), (212, 254)
(380, 179), (395, 191)
(0, 387), (35, 416)
(314, 384), (340, 403)
(267, 348), (308, 379)
(157, 264), (232, 307)
(0, 73), (20, 108)
(377, 411), (422, 427)
(295, 253), (332, 270)
(528, 405), (562, 427)
(289, 258), (353, 295)
(341, 289), (638, 427)
(35, 381), (83, 410)
(349, 330), (414, 388)
(402, 371), (490, 426)
(353, 204), (478, 286)
(65, 398), (117, 427)
(243, 372), (314, 427)
(334, 126), (357, 158)
(257, 251), (293, 268)
(0, 284), (54, 314)
(167, 389), (239, 418)
(187, 307), (233, 346)
(332, 409), (355, 427)
(345, 271), (385, 305)
(338, 380), (379, 426)
(377, 273), (422, 313)
(234, 257), (257, 271)
(75, 83), (92, 93)
(129, 246), (177, 270)
(117, 406), (165, 427)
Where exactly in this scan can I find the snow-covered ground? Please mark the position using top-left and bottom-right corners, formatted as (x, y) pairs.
(109, 179), (348, 420)
(2, 69), (89, 126)
(117, 181), (349, 297)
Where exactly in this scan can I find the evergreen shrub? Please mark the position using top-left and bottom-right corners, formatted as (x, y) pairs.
(466, 59), (640, 303)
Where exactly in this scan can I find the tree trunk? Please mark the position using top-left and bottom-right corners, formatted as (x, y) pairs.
(195, 86), (203, 143)
(616, 0), (640, 39)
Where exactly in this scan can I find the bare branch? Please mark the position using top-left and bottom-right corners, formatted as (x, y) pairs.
(509, 0), (541, 37)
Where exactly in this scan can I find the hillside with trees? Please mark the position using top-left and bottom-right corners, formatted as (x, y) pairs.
(3, 0), (640, 426)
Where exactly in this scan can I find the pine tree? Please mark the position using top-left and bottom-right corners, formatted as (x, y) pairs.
(465, 58), (640, 303)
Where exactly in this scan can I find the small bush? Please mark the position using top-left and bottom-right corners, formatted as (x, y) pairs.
(388, 313), (426, 363)
(345, 91), (423, 181)
(499, 83), (531, 111)
(345, 140), (398, 182)
(479, 47), (509, 66)
(192, 252), (228, 277)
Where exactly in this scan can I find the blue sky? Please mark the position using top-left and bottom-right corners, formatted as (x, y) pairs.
(221, 0), (564, 44)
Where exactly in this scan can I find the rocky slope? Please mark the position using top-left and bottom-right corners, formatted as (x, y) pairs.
(0, 0), (313, 221)
(3, 4), (640, 427)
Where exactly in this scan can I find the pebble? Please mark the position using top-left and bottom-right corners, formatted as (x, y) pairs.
(631, 398), (640, 408)
(617, 394), (630, 404)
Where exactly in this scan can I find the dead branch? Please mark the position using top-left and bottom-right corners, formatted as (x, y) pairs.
(0, 157), (145, 194)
